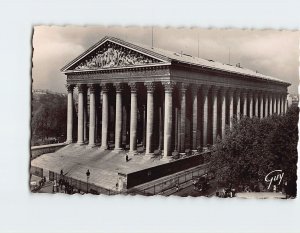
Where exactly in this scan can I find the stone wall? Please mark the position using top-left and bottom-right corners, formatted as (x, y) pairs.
(31, 143), (66, 159)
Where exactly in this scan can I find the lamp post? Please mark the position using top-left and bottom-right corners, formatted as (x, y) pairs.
(86, 169), (90, 193)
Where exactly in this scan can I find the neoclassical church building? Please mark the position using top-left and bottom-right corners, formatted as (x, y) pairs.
(61, 36), (290, 159)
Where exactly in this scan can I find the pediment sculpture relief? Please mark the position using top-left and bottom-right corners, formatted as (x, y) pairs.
(74, 43), (161, 70)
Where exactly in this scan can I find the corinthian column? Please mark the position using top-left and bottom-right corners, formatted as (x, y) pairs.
(66, 84), (74, 144)
(248, 91), (253, 117)
(253, 92), (258, 117)
(259, 92), (264, 118)
(277, 94), (281, 114)
(241, 90), (247, 117)
(100, 84), (109, 150)
(77, 84), (85, 145)
(228, 88), (234, 128)
(219, 87), (226, 139)
(280, 94), (284, 115)
(145, 82), (155, 155)
(265, 93), (269, 117)
(88, 84), (96, 147)
(129, 83), (138, 154)
(114, 83), (123, 151)
(201, 85), (210, 146)
(235, 89), (241, 120)
(191, 85), (199, 150)
(163, 81), (175, 158)
(211, 86), (219, 144)
(83, 88), (88, 143)
(179, 83), (188, 152)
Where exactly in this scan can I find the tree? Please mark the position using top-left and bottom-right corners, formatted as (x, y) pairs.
(31, 92), (67, 145)
(209, 107), (298, 196)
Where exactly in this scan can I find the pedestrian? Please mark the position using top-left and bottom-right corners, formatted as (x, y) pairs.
(126, 154), (129, 162)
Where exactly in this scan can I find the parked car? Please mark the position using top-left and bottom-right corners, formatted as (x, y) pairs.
(193, 175), (210, 192)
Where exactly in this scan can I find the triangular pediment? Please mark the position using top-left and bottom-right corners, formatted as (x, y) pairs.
(62, 37), (170, 72)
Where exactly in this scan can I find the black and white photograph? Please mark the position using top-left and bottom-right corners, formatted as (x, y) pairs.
(1, 0), (300, 232)
(30, 26), (298, 198)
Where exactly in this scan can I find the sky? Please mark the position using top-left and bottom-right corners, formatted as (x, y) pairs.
(32, 26), (299, 94)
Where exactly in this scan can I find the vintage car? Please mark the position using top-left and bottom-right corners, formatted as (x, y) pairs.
(192, 176), (210, 192)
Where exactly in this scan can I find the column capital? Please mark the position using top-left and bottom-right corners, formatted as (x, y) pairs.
(219, 87), (228, 96)
(145, 82), (156, 93)
(227, 87), (235, 95)
(66, 84), (75, 92)
(77, 84), (86, 93)
(88, 84), (97, 93)
(211, 85), (220, 94)
(191, 84), (201, 94)
(100, 83), (110, 92)
(253, 91), (259, 98)
(162, 81), (176, 93)
(179, 82), (189, 92)
(201, 85), (210, 96)
(247, 91), (253, 98)
(235, 88), (241, 95)
(241, 89), (249, 97)
(128, 82), (138, 93)
(114, 83), (124, 92)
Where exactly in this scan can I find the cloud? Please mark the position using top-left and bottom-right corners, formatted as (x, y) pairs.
(32, 26), (299, 94)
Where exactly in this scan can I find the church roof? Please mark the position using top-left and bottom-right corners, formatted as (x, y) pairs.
(62, 36), (290, 86)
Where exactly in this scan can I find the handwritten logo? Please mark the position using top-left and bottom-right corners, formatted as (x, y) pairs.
(265, 170), (284, 190)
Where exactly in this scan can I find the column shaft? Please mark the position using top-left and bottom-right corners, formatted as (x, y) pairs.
(277, 95), (281, 114)
(259, 93), (264, 118)
(180, 84), (188, 152)
(100, 84), (109, 150)
(212, 87), (219, 144)
(66, 85), (74, 144)
(254, 93), (258, 117)
(129, 83), (138, 154)
(228, 89), (234, 128)
(220, 89), (226, 139)
(114, 84), (123, 150)
(163, 82), (174, 158)
(235, 90), (241, 120)
(192, 86), (198, 150)
(248, 92), (253, 117)
(88, 85), (96, 147)
(242, 91), (247, 117)
(145, 82), (155, 154)
(77, 84), (85, 145)
(202, 86), (209, 146)
(83, 90), (88, 142)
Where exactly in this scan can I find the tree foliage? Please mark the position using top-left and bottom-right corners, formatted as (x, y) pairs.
(210, 106), (298, 196)
(31, 92), (67, 146)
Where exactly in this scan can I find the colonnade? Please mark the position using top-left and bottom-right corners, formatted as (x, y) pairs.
(66, 82), (288, 158)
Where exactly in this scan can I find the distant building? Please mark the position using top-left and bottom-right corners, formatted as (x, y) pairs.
(287, 94), (299, 107)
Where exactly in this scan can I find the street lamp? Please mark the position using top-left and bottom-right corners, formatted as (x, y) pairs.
(86, 169), (90, 193)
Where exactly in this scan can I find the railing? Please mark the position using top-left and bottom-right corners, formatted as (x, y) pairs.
(48, 171), (120, 195)
(128, 163), (209, 196)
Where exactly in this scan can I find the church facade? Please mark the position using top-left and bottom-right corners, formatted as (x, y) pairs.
(61, 36), (290, 158)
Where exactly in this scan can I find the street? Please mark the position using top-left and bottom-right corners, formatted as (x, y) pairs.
(171, 179), (218, 197)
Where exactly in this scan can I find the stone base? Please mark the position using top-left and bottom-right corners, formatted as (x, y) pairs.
(113, 148), (123, 153)
(87, 144), (96, 148)
(160, 156), (172, 162)
(76, 141), (84, 146)
(143, 153), (154, 159)
(128, 150), (138, 156)
(65, 140), (73, 144)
